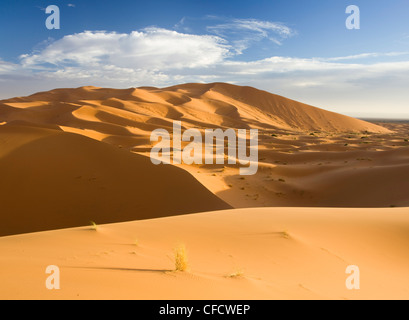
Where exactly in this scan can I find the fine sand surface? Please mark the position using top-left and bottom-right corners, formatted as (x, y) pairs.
(1, 207), (409, 300)
(1, 83), (407, 210)
(182, 123), (409, 208)
(0, 83), (408, 300)
(0, 83), (390, 135)
(0, 123), (230, 237)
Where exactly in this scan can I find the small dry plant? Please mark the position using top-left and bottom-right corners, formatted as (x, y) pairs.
(174, 244), (189, 272)
(90, 221), (98, 231)
(227, 269), (245, 278)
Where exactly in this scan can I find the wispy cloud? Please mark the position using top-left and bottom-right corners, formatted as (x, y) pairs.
(0, 25), (408, 117)
(0, 59), (19, 75)
(322, 52), (409, 62)
(207, 18), (296, 53)
(207, 18), (294, 40)
(174, 17), (192, 33)
(174, 16), (296, 54)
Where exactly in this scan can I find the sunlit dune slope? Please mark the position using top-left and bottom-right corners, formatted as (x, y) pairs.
(0, 83), (402, 211)
(0, 123), (231, 237)
(0, 83), (389, 143)
(1, 207), (408, 300)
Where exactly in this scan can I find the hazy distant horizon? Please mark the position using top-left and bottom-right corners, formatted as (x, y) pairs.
(1, 82), (407, 121)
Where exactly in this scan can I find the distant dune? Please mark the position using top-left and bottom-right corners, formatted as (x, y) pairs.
(0, 83), (406, 213)
(0, 123), (231, 236)
(0, 83), (389, 140)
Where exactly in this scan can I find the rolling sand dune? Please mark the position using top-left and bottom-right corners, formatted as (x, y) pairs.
(0, 123), (230, 237)
(198, 133), (409, 208)
(0, 83), (408, 300)
(0, 83), (389, 136)
(1, 83), (405, 208)
(1, 207), (409, 300)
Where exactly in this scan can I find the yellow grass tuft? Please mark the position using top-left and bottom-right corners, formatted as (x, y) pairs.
(227, 269), (245, 278)
(174, 244), (189, 272)
(90, 221), (98, 231)
(282, 230), (290, 239)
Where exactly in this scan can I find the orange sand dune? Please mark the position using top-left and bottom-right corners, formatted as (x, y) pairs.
(1, 207), (408, 300)
(0, 123), (231, 237)
(0, 83), (407, 210)
(204, 140), (409, 208)
(0, 84), (408, 300)
(0, 83), (389, 136)
(180, 122), (409, 208)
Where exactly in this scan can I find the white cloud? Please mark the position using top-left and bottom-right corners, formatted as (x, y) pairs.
(322, 52), (409, 62)
(207, 18), (296, 52)
(207, 18), (294, 39)
(0, 59), (21, 76)
(20, 28), (231, 71)
(1, 26), (409, 118)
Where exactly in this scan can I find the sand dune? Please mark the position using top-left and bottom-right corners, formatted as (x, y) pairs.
(0, 83), (408, 300)
(0, 83), (407, 210)
(208, 136), (409, 208)
(0, 83), (389, 137)
(0, 123), (230, 237)
(1, 207), (409, 300)
(181, 123), (409, 208)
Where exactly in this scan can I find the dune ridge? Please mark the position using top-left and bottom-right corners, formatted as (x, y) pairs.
(0, 83), (408, 300)
(0, 123), (231, 237)
(0, 83), (389, 140)
(0, 83), (407, 211)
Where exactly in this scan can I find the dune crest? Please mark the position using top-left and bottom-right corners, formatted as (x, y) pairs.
(0, 83), (407, 210)
(0, 84), (408, 300)
(0, 123), (231, 237)
(0, 83), (389, 138)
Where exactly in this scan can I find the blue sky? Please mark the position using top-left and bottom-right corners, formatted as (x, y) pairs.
(0, 0), (408, 118)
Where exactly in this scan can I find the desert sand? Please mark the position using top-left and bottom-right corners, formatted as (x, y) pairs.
(1, 207), (409, 300)
(0, 83), (408, 300)
(0, 123), (230, 236)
